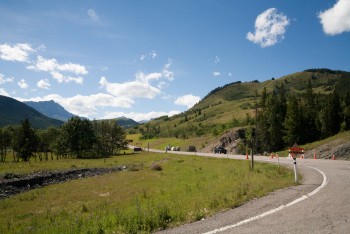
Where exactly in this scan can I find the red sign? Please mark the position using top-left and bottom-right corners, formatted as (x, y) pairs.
(289, 143), (304, 155)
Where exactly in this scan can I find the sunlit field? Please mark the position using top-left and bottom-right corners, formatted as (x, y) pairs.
(0, 152), (295, 233)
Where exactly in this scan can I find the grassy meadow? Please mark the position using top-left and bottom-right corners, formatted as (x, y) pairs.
(127, 133), (216, 152)
(0, 152), (295, 233)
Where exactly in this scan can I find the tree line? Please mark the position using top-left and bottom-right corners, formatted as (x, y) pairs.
(253, 80), (350, 153)
(0, 117), (127, 162)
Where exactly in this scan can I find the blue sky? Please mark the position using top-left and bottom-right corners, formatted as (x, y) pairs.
(0, 0), (350, 121)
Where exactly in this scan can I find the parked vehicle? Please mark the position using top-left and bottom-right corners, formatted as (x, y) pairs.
(214, 146), (227, 154)
(187, 146), (197, 152)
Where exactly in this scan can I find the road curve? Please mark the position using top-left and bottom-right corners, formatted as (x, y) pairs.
(148, 149), (350, 234)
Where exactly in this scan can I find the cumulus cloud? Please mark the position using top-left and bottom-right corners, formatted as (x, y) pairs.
(0, 43), (35, 62)
(27, 56), (87, 84)
(37, 79), (51, 89)
(100, 60), (174, 100)
(213, 71), (221, 77)
(103, 110), (180, 122)
(318, 0), (350, 35)
(18, 79), (29, 89)
(0, 73), (14, 84)
(100, 77), (161, 99)
(175, 94), (201, 108)
(18, 93), (135, 118)
(247, 8), (290, 47)
(87, 9), (99, 22)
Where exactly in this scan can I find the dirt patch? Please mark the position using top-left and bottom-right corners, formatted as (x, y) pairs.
(201, 128), (246, 154)
(0, 166), (127, 199)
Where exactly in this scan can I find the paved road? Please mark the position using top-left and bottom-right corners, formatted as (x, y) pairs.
(145, 148), (350, 234)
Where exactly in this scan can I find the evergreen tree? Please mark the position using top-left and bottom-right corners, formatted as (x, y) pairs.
(302, 79), (319, 142)
(256, 88), (270, 152)
(266, 85), (287, 151)
(283, 96), (303, 146)
(318, 92), (341, 137)
(341, 92), (350, 131)
(13, 119), (38, 162)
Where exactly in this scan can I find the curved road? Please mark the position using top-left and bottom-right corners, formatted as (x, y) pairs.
(147, 149), (350, 234)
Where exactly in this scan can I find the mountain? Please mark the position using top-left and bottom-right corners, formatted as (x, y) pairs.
(24, 100), (75, 122)
(0, 95), (63, 129)
(137, 69), (350, 136)
(115, 117), (139, 128)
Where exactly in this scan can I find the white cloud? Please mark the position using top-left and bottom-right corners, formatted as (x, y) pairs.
(100, 60), (174, 100)
(18, 93), (135, 118)
(139, 54), (146, 61)
(87, 9), (99, 22)
(0, 73), (14, 84)
(100, 77), (161, 99)
(0, 43), (35, 62)
(103, 110), (180, 122)
(175, 94), (201, 108)
(139, 50), (158, 61)
(0, 88), (9, 96)
(214, 56), (220, 64)
(18, 79), (29, 89)
(318, 0), (350, 35)
(213, 71), (221, 77)
(37, 79), (51, 89)
(150, 50), (157, 59)
(27, 56), (87, 84)
(247, 8), (290, 47)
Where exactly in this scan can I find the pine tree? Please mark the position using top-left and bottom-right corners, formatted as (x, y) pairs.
(283, 96), (303, 146)
(302, 79), (319, 142)
(14, 119), (38, 162)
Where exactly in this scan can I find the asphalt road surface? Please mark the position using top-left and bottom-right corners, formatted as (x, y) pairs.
(146, 149), (350, 234)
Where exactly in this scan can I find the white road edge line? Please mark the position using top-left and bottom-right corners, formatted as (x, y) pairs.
(203, 165), (328, 234)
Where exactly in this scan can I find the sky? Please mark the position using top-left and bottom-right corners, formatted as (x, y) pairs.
(0, 0), (350, 122)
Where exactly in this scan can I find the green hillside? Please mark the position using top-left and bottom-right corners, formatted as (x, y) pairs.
(132, 69), (350, 143)
(0, 95), (63, 129)
(115, 116), (139, 128)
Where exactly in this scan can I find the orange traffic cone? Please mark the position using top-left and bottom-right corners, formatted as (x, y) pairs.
(332, 154), (336, 160)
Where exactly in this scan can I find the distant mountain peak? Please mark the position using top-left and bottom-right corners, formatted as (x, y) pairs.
(24, 100), (75, 122)
(0, 95), (63, 128)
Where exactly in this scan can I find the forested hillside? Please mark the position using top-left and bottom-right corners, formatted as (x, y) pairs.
(132, 69), (350, 153)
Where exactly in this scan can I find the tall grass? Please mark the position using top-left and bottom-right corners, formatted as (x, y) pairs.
(0, 153), (295, 233)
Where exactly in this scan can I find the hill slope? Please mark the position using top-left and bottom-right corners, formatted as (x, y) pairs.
(115, 117), (139, 128)
(24, 100), (75, 122)
(136, 69), (350, 139)
(0, 95), (63, 129)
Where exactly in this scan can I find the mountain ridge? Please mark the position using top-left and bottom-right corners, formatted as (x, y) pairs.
(24, 100), (75, 122)
(0, 95), (63, 129)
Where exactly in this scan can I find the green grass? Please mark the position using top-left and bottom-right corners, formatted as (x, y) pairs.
(0, 150), (133, 177)
(0, 152), (295, 233)
(127, 133), (219, 152)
